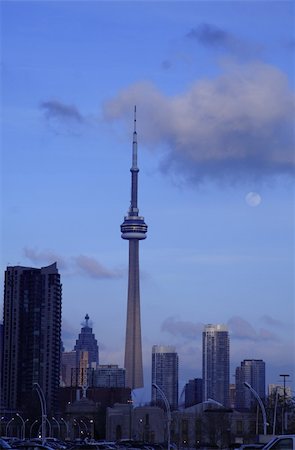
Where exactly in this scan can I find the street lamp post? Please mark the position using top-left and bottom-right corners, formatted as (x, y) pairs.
(52, 417), (60, 438)
(16, 413), (27, 439)
(152, 383), (171, 450)
(33, 383), (47, 445)
(244, 382), (267, 435)
(61, 418), (69, 440)
(0, 417), (6, 436)
(80, 419), (88, 437)
(6, 418), (15, 437)
(46, 418), (52, 438)
(74, 419), (81, 438)
(30, 420), (39, 439)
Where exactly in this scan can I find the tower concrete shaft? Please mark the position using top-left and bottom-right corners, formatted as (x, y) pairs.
(121, 107), (147, 390)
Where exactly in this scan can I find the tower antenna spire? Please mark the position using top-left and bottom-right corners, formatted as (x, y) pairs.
(132, 105), (138, 171)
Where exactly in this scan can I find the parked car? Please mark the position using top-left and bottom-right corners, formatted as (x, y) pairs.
(13, 441), (56, 450)
(0, 439), (12, 449)
(262, 435), (295, 450)
(239, 445), (264, 450)
(0, 439), (20, 450)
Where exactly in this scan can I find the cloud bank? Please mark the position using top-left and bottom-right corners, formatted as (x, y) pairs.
(23, 247), (122, 280)
(161, 315), (280, 343)
(228, 316), (280, 342)
(24, 247), (68, 269)
(74, 255), (123, 279)
(103, 61), (295, 185)
(162, 316), (204, 339)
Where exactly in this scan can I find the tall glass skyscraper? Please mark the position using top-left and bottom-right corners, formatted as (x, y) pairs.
(1, 263), (62, 414)
(151, 345), (179, 411)
(235, 359), (265, 410)
(202, 324), (230, 407)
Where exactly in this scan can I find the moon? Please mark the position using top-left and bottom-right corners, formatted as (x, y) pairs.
(245, 192), (262, 207)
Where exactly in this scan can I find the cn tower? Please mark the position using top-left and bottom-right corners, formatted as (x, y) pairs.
(121, 106), (147, 390)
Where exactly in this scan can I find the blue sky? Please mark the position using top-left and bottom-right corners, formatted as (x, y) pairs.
(1, 1), (294, 403)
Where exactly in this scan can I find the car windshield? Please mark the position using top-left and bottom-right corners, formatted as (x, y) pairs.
(0, 440), (11, 449)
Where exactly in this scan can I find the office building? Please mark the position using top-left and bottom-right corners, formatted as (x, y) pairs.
(1, 263), (62, 414)
(74, 313), (99, 369)
(92, 365), (125, 388)
(235, 359), (265, 410)
(184, 378), (203, 408)
(61, 350), (77, 387)
(202, 324), (230, 407)
(121, 107), (147, 389)
(152, 345), (179, 411)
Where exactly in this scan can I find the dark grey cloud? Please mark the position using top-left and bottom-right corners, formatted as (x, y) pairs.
(161, 59), (172, 70)
(186, 23), (261, 57)
(187, 23), (232, 47)
(260, 315), (283, 327)
(162, 317), (204, 340)
(103, 61), (295, 185)
(228, 316), (279, 342)
(23, 247), (68, 269)
(24, 247), (122, 280)
(40, 99), (84, 123)
(74, 255), (123, 279)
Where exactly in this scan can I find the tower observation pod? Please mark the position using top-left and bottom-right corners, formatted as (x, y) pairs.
(121, 106), (147, 390)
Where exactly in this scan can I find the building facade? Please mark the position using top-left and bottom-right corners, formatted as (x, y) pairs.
(202, 324), (230, 407)
(74, 313), (99, 369)
(61, 350), (77, 387)
(106, 404), (165, 442)
(235, 359), (266, 410)
(152, 345), (179, 411)
(121, 107), (147, 390)
(92, 365), (125, 388)
(1, 263), (62, 414)
(185, 378), (203, 408)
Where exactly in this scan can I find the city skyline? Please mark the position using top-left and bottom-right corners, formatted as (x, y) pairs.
(1, 0), (294, 403)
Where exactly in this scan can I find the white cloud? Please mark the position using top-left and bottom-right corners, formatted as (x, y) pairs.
(103, 61), (295, 184)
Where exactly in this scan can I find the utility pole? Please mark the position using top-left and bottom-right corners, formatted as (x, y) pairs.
(279, 374), (290, 433)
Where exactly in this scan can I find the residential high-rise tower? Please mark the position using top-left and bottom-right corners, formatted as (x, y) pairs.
(151, 345), (179, 411)
(121, 107), (147, 390)
(1, 263), (62, 414)
(202, 324), (230, 407)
